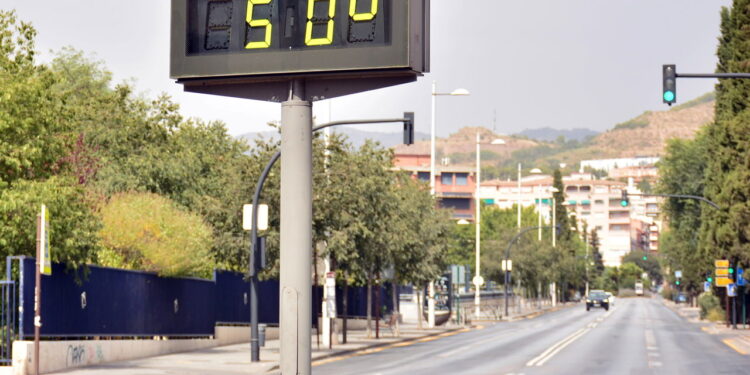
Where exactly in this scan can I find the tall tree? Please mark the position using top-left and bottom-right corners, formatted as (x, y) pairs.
(701, 0), (750, 268)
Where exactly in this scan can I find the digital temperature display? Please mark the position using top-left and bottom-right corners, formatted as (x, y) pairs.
(171, 0), (429, 100)
(188, 0), (390, 53)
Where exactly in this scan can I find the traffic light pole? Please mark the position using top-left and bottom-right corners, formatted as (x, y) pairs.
(249, 113), (413, 363)
(676, 73), (750, 79)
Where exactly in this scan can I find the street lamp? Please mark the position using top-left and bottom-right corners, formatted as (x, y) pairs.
(473, 134), (504, 320)
(429, 81), (469, 328)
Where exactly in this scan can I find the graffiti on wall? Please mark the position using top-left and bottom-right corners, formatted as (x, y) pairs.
(66, 343), (104, 367)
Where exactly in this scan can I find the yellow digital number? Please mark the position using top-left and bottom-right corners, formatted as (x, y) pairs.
(305, 0), (337, 46)
(349, 0), (377, 21)
(246, 0), (273, 49)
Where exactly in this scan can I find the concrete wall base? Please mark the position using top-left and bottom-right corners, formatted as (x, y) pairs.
(9, 325), (279, 375)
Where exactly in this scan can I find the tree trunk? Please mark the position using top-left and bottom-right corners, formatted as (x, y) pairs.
(366, 275), (373, 338)
(392, 280), (400, 337)
(375, 275), (381, 339)
(343, 273), (348, 344)
(417, 284), (424, 329)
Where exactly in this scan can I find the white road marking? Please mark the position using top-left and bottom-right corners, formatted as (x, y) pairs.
(526, 328), (589, 367)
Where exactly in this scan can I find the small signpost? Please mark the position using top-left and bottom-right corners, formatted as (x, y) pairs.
(704, 281), (712, 293)
(675, 270), (682, 279)
(35, 204), (51, 375)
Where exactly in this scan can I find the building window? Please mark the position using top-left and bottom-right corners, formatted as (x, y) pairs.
(417, 172), (430, 182)
(594, 200), (604, 205)
(441, 173), (453, 185)
(440, 198), (471, 211)
(455, 173), (468, 186)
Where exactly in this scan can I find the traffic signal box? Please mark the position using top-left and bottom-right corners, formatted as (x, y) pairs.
(620, 190), (629, 207)
(715, 259), (732, 287)
(663, 65), (677, 106)
(403, 112), (415, 145)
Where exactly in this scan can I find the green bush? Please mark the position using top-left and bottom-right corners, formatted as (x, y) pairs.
(706, 307), (725, 322)
(698, 292), (721, 319)
(661, 288), (677, 301)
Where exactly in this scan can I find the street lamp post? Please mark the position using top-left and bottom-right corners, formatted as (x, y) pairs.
(473, 134), (504, 320)
(430, 81), (469, 327)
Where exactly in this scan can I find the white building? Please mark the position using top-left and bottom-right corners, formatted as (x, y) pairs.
(480, 173), (633, 266)
(581, 157), (660, 173)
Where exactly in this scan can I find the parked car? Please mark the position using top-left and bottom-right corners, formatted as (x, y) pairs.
(586, 291), (610, 311)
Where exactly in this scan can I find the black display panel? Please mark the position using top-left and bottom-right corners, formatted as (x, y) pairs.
(171, 0), (429, 101)
(186, 0), (391, 54)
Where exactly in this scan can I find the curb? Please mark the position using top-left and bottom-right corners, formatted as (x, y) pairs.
(266, 326), (471, 373)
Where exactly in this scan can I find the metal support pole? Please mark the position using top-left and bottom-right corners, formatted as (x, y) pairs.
(517, 164), (521, 230)
(280, 80), (312, 375)
(475, 133), (481, 319)
(430, 81), (437, 196)
(34, 214), (41, 375)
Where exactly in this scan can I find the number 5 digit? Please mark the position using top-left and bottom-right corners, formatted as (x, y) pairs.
(246, 0), (273, 49)
(349, 0), (377, 21)
(305, 0), (336, 46)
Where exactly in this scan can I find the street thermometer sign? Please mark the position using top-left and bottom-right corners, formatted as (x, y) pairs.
(171, 0), (430, 101)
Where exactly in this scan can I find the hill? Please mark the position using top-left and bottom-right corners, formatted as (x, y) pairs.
(515, 127), (599, 142)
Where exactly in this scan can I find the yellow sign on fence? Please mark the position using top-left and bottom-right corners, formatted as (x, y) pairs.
(715, 260), (729, 268)
(716, 268), (730, 277)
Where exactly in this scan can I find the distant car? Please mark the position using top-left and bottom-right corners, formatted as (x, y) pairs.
(586, 291), (610, 311)
(605, 292), (615, 306)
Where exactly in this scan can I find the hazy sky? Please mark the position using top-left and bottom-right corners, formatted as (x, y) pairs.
(5, 0), (731, 137)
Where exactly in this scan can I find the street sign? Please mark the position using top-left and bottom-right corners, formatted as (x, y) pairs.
(716, 268), (730, 277)
(171, 0), (430, 100)
(674, 270), (682, 278)
(716, 276), (732, 287)
(704, 281), (711, 292)
(715, 260), (730, 268)
(738, 268), (746, 286)
(243, 204), (268, 231)
(39, 204), (51, 276)
(728, 283), (737, 297)
(472, 275), (485, 287)
(501, 260), (513, 272)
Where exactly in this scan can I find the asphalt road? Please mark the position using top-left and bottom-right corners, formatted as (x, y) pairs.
(313, 298), (747, 375)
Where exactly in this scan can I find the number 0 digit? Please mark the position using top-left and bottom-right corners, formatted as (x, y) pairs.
(305, 0), (336, 46)
(246, 0), (273, 49)
(349, 0), (377, 21)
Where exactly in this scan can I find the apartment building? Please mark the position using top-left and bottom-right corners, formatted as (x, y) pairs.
(480, 173), (632, 266)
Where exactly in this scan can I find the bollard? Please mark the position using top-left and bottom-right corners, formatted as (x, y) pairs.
(259, 324), (267, 347)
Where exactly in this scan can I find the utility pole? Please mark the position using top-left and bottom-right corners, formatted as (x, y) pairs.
(279, 80), (312, 375)
(474, 133), (481, 319)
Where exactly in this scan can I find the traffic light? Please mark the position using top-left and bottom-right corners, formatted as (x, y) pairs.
(663, 64), (677, 106)
(707, 276), (713, 283)
(729, 267), (735, 275)
(642, 255), (648, 261)
(403, 112), (415, 145)
(620, 190), (630, 207)
(676, 280), (681, 285)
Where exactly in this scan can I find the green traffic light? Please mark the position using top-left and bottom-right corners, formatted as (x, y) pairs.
(708, 277), (713, 282)
(729, 268), (735, 274)
(676, 280), (681, 285)
(620, 200), (629, 207)
(642, 256), (648, 261)
(663, 90), (675, 102)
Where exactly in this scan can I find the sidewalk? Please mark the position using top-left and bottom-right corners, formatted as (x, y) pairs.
(52, 323), (468, 374)
(662, 298), (750, 355)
